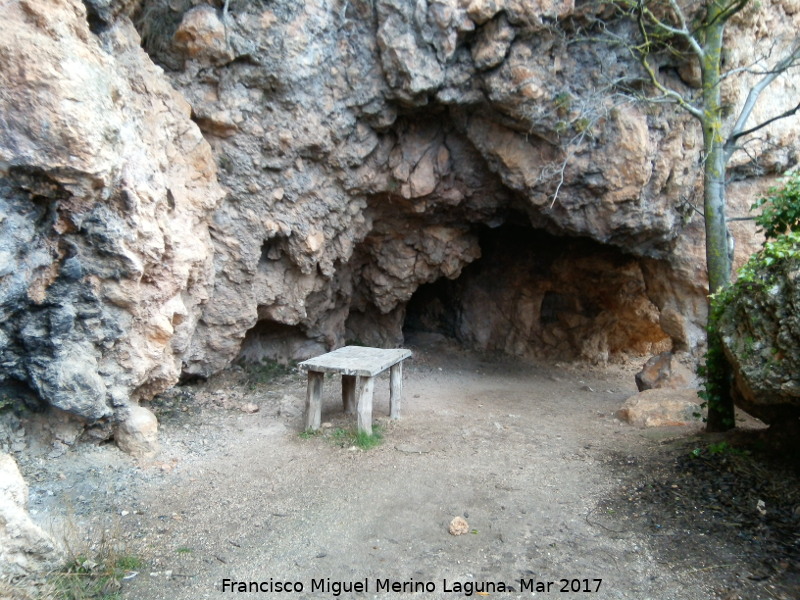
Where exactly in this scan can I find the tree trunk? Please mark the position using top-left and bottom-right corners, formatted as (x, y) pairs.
(701, 9), (736, 432)
(703, 144), (735, 431)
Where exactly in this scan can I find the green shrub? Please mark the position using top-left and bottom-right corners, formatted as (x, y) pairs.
(752, 169), (800, 239)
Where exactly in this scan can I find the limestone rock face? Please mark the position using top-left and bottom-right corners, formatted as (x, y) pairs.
(0, 0), (223, 423)
(1, 0), (798, 425)
(0, 453), (63, 578)
(159, 0), (793, 373)
(719, 257), (800, 424)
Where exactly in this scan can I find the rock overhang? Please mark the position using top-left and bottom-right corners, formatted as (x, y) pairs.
(1, 0), (796, 432)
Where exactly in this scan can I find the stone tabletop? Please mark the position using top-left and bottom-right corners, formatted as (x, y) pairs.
(298, 346), (412, 377)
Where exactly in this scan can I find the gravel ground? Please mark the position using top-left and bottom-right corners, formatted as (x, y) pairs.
(10, 338), (800, 600)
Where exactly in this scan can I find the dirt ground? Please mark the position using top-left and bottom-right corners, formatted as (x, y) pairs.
(14, 338), (800, 600)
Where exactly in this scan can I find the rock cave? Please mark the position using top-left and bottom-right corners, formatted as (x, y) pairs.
(402, 224), (672, 363)
(224, 97), (703, 373)
(4, 0), (800, 594)
(235, 214), (676, 367)
(0, 0), (798, 437)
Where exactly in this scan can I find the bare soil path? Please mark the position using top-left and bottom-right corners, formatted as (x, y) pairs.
(18, 339), (799, 600)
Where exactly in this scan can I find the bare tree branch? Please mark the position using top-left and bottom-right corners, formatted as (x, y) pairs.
(646, 0), (705, 58)
(541, 89), (632, 207)
(634, 52), (705, 118)
(701, 0), (750, 30)
(629, 0), (705, 118)
(724, 41), (800, 160)
(587, 0), (799, 430)
(729, 101), (800, 147)
(720, 37), (781, 80)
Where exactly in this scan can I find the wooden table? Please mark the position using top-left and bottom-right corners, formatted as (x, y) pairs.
(298, 346), (412, 435)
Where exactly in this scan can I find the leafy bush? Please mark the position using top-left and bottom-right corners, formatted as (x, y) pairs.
(752, 169), (800, 239)
(731, 230), (800, 287)
(718, 168), (800, 302)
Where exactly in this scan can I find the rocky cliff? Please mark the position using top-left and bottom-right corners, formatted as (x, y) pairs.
(0, 0), (222, 432)
(1, 0), (799, 430)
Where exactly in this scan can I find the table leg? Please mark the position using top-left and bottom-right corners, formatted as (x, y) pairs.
(357, 376), (375, 436)
(342, 374), (357, 414)
(304, 370), (324, 431)
(390, 361), (403, 419)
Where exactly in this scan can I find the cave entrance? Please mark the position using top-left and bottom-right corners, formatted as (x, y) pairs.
(403, 224), (671, 363)
(236, 319), (324, 365)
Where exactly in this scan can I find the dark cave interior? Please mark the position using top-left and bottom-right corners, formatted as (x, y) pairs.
(402, 224), (671, 362)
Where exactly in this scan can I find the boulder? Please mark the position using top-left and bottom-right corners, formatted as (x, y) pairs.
(0, 454), (63, 578)
(635, 352), (694, 391)
(718, 254), (800, 425)
(616, 389), (704, 428)
(115, 406), (159, 459)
